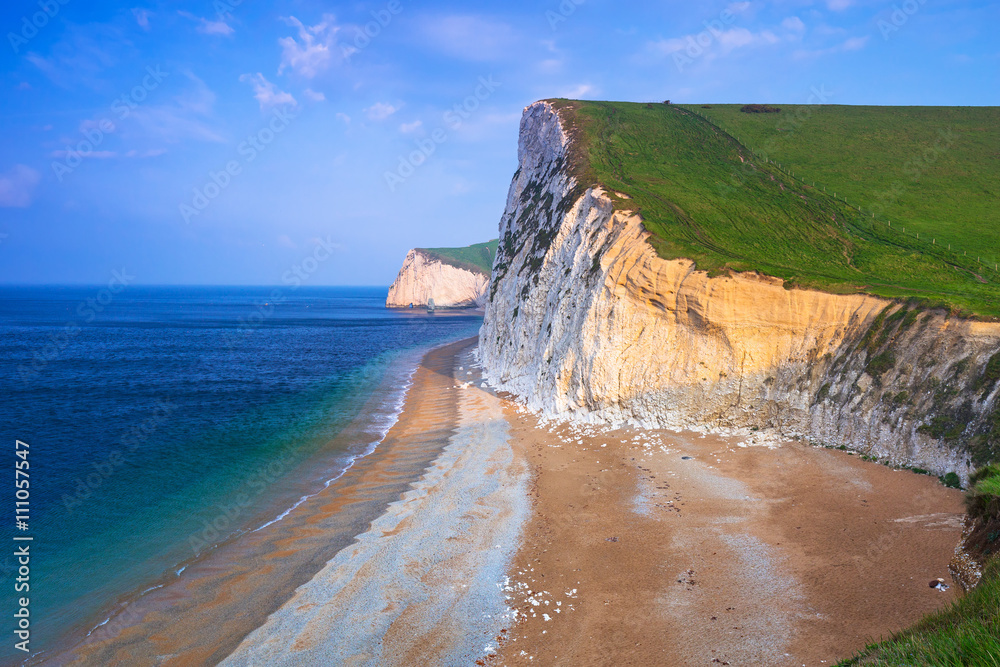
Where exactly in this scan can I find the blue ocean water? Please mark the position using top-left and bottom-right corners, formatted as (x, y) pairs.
(0, 286), (482, 659)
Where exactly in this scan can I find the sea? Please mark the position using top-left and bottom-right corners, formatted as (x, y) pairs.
(0, 285), (483, 663)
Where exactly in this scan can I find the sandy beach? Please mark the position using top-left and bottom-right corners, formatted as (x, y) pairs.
(491, 401), (965, 666)
(214, 339), (966, 666)
(221, 342), (528, 666)
(41, 338), (966, 666)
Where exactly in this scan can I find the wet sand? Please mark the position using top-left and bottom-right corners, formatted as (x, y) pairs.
(43, 338), (481, 666)
(221, 344), (527, 666)
(492, 404), (966, 666)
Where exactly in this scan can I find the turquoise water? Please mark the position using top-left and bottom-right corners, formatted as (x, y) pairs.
(0, 286), (481, 661)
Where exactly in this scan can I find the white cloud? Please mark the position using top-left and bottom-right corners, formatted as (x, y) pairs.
(198, 19), (234, 36)
(538, 58), (563, 74)
(173, 71), (216, 115)
(127, 72), (225, 143)
(559, 83), (595, 99)
(365, 102), (398, 121)
(842, 36), (869, 50)
(23, 24), (122, 89)
(50, 149), (117, 159)
(336, 112), (351, 124)
(47, 149), (165, 159)
(446, 111), (521, 142)
(414, 15), (517, 61)
(240, 72), (297, 111)
(126, 149), (166, 157)
(0, 165), (41, 208)
(648, 27), (779, 59)
(278, 14), (342, 78)
(277, 234), (297, 249)
(827, 0), (854, 10)
(794, 35), (870, 59)
(303, 88), (326, 102)
(178, 11), (234, 36)
(782, 17), (806, 31)
(131, 108), (224, 143)
(25, 52), (55, 77)
(132, 8), (150, 30)
(399, 120), (423, 133)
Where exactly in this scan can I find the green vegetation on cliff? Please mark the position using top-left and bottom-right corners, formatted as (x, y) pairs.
(417, 240), (498, 276)
(966, 465), (1000, 560)
(551, 100), (1000, 317)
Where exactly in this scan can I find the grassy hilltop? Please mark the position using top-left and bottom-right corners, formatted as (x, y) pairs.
(550, 100), (1000, 317)
(417, 240), (498, 276)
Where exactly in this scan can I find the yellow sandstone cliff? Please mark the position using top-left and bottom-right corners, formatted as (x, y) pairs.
(479, 101), (1000, 481)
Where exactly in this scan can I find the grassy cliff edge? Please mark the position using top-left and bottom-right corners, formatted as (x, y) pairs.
(417, 240), (498, 276)
(548, 100), (1000, 318)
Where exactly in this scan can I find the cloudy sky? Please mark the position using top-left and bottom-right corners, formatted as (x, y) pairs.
(1, 0), (996, 285)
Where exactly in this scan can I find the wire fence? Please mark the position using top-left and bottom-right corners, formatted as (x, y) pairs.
(680, 105), (1000, 284)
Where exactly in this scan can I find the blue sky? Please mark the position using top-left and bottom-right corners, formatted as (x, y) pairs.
(0, 0), (997, 285)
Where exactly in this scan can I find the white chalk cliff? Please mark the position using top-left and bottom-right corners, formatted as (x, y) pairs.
(386, 249), (488, 309)
(479, 101), (1000, 481)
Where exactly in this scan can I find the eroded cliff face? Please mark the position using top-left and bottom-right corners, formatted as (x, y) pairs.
(480, 101), (1000, 481)
(386, 249), (488, 309)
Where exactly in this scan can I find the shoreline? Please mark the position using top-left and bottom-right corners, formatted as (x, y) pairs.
(40, 338), (480, 666)
(221, 343), (528, 665)
(29, 340), (431, 665)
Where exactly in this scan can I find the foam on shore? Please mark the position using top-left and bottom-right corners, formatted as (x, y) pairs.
(222, 346), (529, 666)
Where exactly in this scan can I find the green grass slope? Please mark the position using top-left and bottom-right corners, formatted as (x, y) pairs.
(688, 104), (999, 255)
(551, 100), (1000, 317)
(417, 240), (498, 276)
